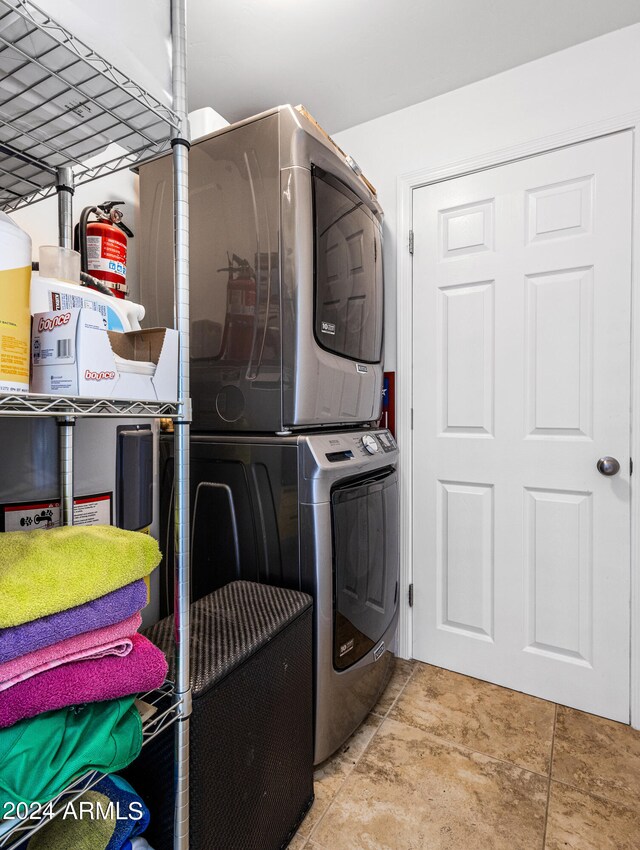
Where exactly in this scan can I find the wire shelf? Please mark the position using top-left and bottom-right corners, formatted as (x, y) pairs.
(0, 393), (179, 418)
(0, 681), (182, 849)
(0, 2), (191, 848)
(0, 0), (179, 211)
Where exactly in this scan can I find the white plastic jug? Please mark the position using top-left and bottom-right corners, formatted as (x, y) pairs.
(30, 273), (145, 332)
(0, 212), (31, 395)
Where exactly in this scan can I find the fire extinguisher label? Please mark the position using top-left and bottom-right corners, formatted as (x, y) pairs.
(86, 235), (101, 262)
(86, 235), (127, 279)
(87, 256), (127, 277)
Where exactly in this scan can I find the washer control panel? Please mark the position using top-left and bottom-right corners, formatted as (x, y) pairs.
(374, 431), (397, 454)
(304, 429), (397, 470)
(362, 434), (379, 455)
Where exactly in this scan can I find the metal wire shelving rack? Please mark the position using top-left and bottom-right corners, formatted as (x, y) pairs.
(0, 393), (179, 417)
(0, 0), (178, 211)
(0, 683), (183, 849)
(0, 1), (192, 847)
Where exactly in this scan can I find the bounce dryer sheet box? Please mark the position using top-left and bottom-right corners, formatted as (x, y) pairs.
(31, 308), (178, 401)
(106, 327), (178, 402)
(31, 307), (117, 397)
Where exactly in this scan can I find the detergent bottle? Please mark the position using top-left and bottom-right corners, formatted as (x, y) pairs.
(0, 212), (31, 395)
(31, 246), (145, 332)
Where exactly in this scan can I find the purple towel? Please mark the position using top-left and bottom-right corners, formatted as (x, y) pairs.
(0, 612), (141, 691)
(0, 634), (167, 729)
(0, 579), (148, 664)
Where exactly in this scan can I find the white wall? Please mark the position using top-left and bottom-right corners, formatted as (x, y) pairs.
(36, 0), (172, 108)
(333, 23), (640, 370)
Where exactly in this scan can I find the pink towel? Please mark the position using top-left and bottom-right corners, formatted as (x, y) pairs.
(0, 633), (168, 729)
(0, 579), (148, 664)
(0, 612), (142, 691)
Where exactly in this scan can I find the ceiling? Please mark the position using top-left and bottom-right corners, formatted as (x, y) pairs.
(188, 0), (640, 134)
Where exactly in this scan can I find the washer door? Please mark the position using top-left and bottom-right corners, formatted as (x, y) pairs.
(331, 467), (399, 670)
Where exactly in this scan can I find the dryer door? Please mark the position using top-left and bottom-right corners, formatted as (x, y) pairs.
(331, 467), (399, 670)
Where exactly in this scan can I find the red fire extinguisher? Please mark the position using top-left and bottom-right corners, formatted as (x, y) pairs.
(76, 202), (134, 299)
(217, 254), (256, 360)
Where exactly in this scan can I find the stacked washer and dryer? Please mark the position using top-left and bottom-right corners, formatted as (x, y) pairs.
(139, 105), (399, 764)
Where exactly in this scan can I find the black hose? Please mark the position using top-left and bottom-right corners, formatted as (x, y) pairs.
(80, 271), (114, 297)
(78, 205), (98, 274)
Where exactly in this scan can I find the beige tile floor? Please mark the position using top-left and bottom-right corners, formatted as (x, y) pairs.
(291, 659), (640, 850)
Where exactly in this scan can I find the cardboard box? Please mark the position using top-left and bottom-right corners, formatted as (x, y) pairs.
(31, 307), (178, 402)
(294, 104), (378, 197)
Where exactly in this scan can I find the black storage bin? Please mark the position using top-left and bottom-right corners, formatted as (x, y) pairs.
(125, 580), (314, 850)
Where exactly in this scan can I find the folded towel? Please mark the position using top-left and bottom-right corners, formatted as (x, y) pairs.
(0, 526), (160, 628)
(0, 634), (167, 729)
(103, 775), (150, 850)
(0, 612), (142, 691)
(26, 775), (150, 850)
(0, 697), (142, 810)
(27, 789), (116, 850)
(0, 579), (148, 665)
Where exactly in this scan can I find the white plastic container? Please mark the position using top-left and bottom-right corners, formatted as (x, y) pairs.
(39, 245), (81, 285)
(30, 273), (145, 332)
(0, 212), (31, 395)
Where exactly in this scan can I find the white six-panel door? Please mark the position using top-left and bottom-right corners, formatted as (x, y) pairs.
(412, 132), (632, 721)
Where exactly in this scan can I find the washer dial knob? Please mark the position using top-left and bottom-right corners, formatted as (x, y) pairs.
(362, 434), (379, 454)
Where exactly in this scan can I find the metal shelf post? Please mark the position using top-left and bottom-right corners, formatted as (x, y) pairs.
(55, 166), (76, 524)
(171, 1), (191, 848)
(56, 166), (74, 249)
(56, 416), (75, 526)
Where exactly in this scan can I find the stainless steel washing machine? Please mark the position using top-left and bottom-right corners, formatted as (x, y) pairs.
(159, 427), (399, 764)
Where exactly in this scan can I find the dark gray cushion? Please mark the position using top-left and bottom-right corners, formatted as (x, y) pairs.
(144, 580), (312, 697)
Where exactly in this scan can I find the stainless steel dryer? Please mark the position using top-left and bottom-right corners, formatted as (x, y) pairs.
(138, 105), (385, 434)
(159, 427), (399, 764)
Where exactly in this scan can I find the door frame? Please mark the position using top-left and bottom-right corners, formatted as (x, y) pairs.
(396, 112), (640, 727)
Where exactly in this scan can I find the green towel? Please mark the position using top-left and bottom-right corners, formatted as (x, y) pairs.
(0, 525), (161, 627)
(0, 697), (142, 810)
(27, 790), (116, 850)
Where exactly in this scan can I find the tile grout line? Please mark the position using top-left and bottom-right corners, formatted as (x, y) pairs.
(541, 703), (558, 849)
(305, 662), (418, 845)
(394, 662), (557, 778)
(383, 713), (553, 781)
(307, 664), (557, 850)
(371, 660), (419, 725)
(307, 662), (550, 850)
(549, 776), (639, 811)
(383, 661), (419, 717)
(387, 689), (554, 777)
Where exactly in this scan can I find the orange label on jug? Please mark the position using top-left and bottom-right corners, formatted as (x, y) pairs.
(0, 264), (31, 394)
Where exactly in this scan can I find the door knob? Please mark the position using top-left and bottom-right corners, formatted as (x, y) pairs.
(597, 456), (620, 476)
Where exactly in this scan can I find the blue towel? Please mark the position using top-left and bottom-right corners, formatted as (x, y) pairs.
(96, 775), (150, 850)
(23, 775), (150, 850)
(8, 775), (150, 850)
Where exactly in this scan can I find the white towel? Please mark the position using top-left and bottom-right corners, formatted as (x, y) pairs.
(131, 838), (155, 850)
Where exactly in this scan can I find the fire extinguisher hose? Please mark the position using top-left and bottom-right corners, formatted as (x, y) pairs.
(78, 205), (98, 275)
(79, 270), (114, 296)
